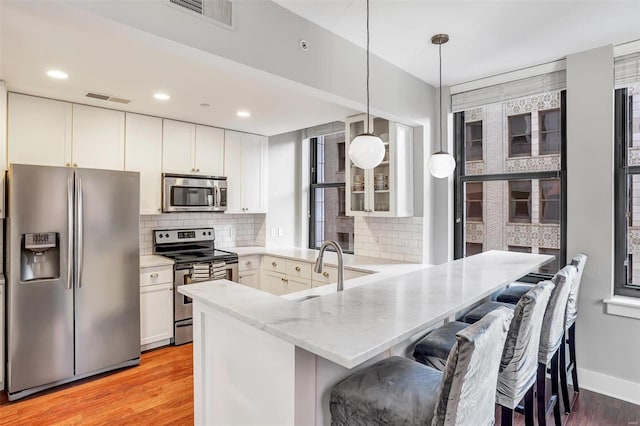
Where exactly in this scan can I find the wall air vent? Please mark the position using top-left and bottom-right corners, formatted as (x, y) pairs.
(168, 0), (233, 29)
(86, 92), (131, 104)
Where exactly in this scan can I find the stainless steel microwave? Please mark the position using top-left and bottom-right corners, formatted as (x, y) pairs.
(162, 174), (227, 212)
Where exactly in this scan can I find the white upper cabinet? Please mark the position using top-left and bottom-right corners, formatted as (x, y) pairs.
(162, 119), (195, 174)
(162, 119), (224, 176)
(224, 130), (268, 214)
(8, 94), (125, 171)
(72, 104), (125, 170)
(125, 113), (163, 215)
(8, 93), (73, 167)
(345, 114), (413, 217)
(195, 125), (224, 176)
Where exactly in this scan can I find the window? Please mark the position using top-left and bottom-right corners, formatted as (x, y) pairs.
(465, 121), (483, 161)
(509, 113), (532, 157)
(615, 85), (640, 296)
(453, 88), (566, 274)
(310, 134), (354, 253)
(465, 182), (483, 221)
(508, 245), (532, 253)
(540, 179), (561, 224)
(509, 180), (532, 223)
(539, 248), (560, 274)
(539, 109), (561, 155)
(466, 242), (483, 256)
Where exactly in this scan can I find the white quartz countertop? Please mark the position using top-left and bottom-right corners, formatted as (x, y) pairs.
(140, 255), (174, 268)
(179, 251), (552, 369)
(229, 246), (420, 273)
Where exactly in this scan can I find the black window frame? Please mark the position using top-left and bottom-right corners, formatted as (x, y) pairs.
(454, 91), (568, 273)
(309, 136), (354, 254)
(614, 88), (640, 296)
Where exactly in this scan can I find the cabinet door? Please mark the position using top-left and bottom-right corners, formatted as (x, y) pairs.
(125, 113), (163, 214)
(8, 93), (72, 167)
(140, 282), (174, 345)
(262, 271), (287, 296)
(238, 270), (259, 289)
(163, 119), (195, 174)
(223, 130), (244, 213)
(345, 115), (368, 216)
(195, 125), (224, 176)
(286, 277), (312, 294)
(242, 134), (267, 213)
(72, 104), (125, 170)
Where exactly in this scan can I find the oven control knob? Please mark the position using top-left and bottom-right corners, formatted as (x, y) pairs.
(208, 231), (212, 235)
(203, 232), (206, 236)
(158, 234), (163, 238)
(165, 233), (169, 238)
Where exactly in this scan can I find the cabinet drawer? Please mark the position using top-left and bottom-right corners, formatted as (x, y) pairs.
(286, 260), (312, 280)
(312, 265), (339, 285)
(263, 256), (287, 274)
(239, 255), (260, 272)
(140, 266), (173, 287)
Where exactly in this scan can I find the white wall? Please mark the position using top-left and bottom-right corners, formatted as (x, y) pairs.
(566, 45), (640, 402)
(267, 130), (303, 247)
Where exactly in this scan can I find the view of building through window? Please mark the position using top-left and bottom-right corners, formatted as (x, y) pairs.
(457, 91), (564, 273)
(310, 133), (354, 253)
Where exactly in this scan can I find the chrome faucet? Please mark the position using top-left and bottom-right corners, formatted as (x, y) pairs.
(314, 240), (345, 292)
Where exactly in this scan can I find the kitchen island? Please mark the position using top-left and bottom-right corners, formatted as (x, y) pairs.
(179, 250), (552, 426)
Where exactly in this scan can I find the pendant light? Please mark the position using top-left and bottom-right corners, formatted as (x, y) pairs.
(348, 0), (385, 170)
(428, 33), (456, 178)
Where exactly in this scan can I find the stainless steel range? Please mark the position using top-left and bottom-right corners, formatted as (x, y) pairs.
(153, 227), (238, 345)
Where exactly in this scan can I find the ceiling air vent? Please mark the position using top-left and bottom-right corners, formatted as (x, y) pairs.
(168, 0), (233, 29)
(86, 92), (131, 104)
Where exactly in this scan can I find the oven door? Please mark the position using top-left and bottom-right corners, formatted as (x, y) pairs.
(174, 268), (194, 322)
(163, 175), (223, 212)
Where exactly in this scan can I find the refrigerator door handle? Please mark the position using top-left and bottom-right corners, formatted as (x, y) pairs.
(76, 177), (84, 288)
(67, 178), (74, 290)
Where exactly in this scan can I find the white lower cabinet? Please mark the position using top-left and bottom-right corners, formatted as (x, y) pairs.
(238, 255), (261, 289)
(238, 270), (260, 289)
(140, 265), (174, 350)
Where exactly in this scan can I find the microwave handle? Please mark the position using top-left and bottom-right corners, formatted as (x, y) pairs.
(215, 185), (221, 207)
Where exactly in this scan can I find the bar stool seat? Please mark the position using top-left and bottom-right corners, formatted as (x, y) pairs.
(331, 308), (514, 426)
(463, 301), (515, 324)
(496, 284), (534, 304)
(412, 321), (468, 370)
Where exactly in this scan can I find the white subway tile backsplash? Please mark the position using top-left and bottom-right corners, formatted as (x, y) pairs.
(354, 216), (424, 263)
(138, 212), (266, 255)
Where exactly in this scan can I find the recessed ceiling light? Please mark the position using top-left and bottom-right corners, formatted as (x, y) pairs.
(154, 92), (170, 101)
(46, 70), (69, 80)
(237, 110), (251, 118)
(200, 103), (210, 108)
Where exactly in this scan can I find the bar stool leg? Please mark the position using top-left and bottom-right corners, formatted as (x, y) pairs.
(501, 406), (514, 426)
(559, 332), (571, 414)
(568, 323), (580, 393)
(537, 363), (547, 426)
(550, 352), (562, 426)
(524, 385), (535, 426)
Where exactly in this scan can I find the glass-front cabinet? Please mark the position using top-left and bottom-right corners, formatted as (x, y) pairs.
(345, 114), (413, 217)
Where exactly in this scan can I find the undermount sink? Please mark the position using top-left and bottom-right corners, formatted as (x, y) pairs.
(295, 295), (321, 302)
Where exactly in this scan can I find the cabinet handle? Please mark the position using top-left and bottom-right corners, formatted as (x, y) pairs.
(272, 261), (277, 267)
(295, 266), (301, 272)
(191, 168), (195, 172)
(150, 273), (159, 278)
(196, 168), (200, 172)
(73, 163), (78, 167)
(246, 260), (252, 265)
(323, 272), (330, 278)
(65, 162), (71, 167)
(281, 277), (288, 282)
(168, 288), (173, 291)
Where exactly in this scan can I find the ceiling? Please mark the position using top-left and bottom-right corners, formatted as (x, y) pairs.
(274, 0), (640, 86)
(0, 2), (358, 136)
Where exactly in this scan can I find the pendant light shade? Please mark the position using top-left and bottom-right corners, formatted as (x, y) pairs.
(349, 133), (385, 169)
(348, 0), (385, 170)
(428, 33), (456, 179)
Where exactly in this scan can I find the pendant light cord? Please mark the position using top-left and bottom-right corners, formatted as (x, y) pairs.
(366, 0), (370, 134)
(439, 42), (443, 152)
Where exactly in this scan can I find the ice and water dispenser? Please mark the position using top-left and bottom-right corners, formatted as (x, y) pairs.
(21, 232), (60, 281)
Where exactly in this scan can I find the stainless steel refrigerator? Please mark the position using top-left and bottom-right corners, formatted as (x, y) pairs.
(5, 164), (141, 400)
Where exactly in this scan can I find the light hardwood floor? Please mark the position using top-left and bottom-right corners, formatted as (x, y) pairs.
(1, 344), (639, 425)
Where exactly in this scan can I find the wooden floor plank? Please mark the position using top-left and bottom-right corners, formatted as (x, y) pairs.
(2, 344), (640, 425)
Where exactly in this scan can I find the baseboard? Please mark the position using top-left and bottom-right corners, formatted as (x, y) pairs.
(577, 367), (640, 405)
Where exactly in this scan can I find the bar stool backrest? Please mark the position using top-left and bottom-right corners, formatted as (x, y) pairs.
(433, 307), (514, 426)
(538, 265), (576, 364)
(566, 253), (588, 328)
(496, 281), (554, 409)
